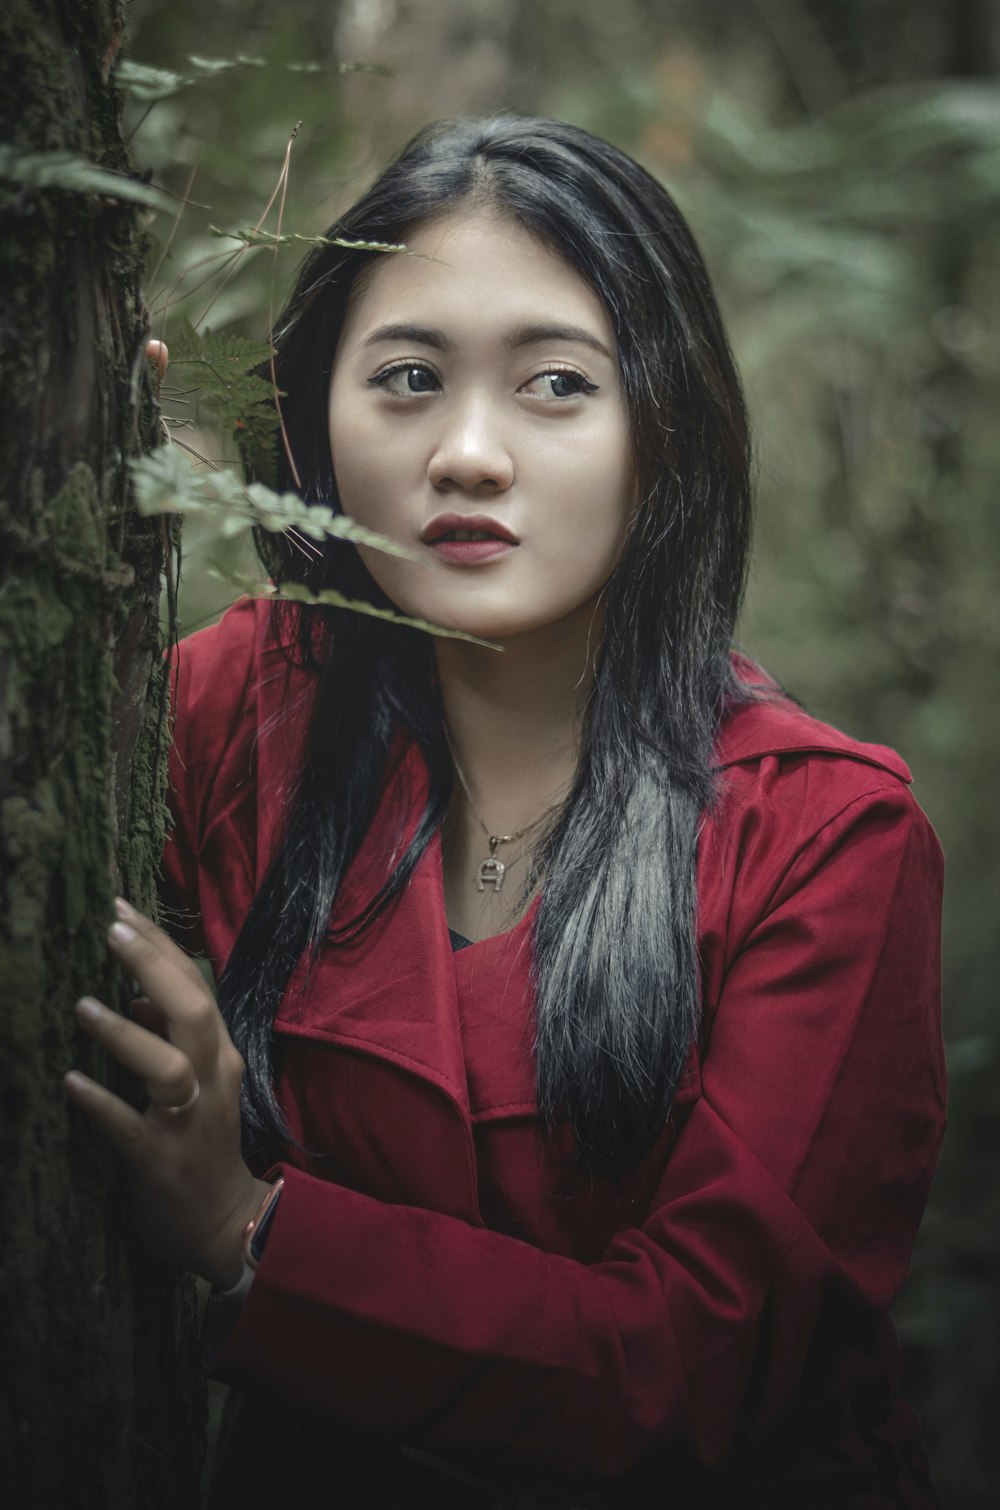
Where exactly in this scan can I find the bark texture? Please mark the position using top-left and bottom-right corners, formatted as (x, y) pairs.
(0, 2), (203, 1504)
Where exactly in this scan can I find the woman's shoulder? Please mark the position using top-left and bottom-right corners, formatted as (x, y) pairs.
(717, 655), (910, 786)
(167, 593), (302, 714)
(166, 595), (311, 782)
(711, 653), (939, 872)
(168, 594), (276, 691)
(701, 658), (943, 994)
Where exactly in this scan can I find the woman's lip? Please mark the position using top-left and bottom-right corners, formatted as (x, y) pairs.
(421, 513), (519, 545)
(428, 538), (517, 564)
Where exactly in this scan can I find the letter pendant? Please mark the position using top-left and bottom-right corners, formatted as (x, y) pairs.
(476, 857), (506, 893)
(476, 836), (506, 893)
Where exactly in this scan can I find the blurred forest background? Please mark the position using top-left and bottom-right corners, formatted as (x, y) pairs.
(123, 0), (999, 1503)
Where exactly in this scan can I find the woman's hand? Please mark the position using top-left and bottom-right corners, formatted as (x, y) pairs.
(145, 338), (169, 383)
(64, 898), (270, 1289)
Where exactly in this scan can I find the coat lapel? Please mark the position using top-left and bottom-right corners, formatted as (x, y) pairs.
(267, 738), (483, 1221)
(452, 898), (539, 1121)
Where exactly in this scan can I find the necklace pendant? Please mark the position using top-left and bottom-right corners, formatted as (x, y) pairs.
(476, 856), (506, 893)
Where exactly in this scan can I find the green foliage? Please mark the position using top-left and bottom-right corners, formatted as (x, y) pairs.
(117, 53), (390, 102)
(116, 53), (302, 104)
(116, 60), (198, 100)
(0, 146), (171, 210)
(163, 317), (281, 483)
(131, 440), (412, 555)
(131, 445), (496, 646)
(212, 568), (500, 648)
(209, 224), (409, 255)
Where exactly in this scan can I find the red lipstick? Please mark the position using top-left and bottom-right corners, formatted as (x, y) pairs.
(422, 513), (519, 564)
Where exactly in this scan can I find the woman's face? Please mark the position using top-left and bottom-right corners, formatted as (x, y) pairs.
(327, 208), (635, 644)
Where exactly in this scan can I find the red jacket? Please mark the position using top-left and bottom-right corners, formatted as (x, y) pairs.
(163, 597), (946, 1509)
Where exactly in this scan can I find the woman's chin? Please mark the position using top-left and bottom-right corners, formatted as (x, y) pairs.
(414, 604), (560, 647)
(375, 591), (529, 646)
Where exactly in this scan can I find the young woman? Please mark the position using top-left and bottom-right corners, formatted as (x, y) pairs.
(66, 117), (946, 1508)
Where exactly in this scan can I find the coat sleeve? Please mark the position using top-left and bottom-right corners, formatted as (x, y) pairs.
(211, 779), (946, 1477)
(158, 599), (261, 957)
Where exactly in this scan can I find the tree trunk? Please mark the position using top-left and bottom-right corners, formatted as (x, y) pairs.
(0, 2), (204, 1505)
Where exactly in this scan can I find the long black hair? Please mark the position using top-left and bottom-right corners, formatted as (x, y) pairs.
(218, 116), (754, 1168)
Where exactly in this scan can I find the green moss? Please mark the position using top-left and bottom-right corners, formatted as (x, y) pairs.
(0, 786), (65, 943)
(47, 462), (104, 561)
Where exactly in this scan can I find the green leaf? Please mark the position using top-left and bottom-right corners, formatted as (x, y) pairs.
(118, 54), (270, 103)
(162, 319), (280, 474)
(116, 60), (192, 101)
(334, 61), (393, 77)
(187, 54), (243, 75)
(210, 570), (501, 648)
(167, 316), (275, 370)
(0, 147), (171, 210)
(209, 224), (409, 256)
(130, 445), (415, 559)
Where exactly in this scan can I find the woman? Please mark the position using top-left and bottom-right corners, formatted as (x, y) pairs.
(66, 117), (945, 1507)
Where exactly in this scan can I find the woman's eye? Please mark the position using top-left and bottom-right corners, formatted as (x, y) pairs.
(521, 369), (599, 401)
(369, 364), (440, 397)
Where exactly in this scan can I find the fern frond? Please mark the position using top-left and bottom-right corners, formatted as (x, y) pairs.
(187, 54), (246, 75)
(162, 320), (279, 477)
(116, 61), (192, 101)
(0, 147), (170, 209)
(130, 444), (415, 558)
(209, 225), (409, 255)
(118, 54), (384, 104)
(167, 317), (275, 370)
(210, 570), (501, 648)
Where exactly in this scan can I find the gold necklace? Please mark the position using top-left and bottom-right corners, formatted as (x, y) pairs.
(447, 743), (564, 894)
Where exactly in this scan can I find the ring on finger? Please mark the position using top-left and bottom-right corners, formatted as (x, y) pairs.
(157, 1080), (200, 1116)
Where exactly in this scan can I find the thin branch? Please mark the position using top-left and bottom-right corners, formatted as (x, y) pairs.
(150, 247), (248, 322)
(148, 153), (201, 299)
(269, 124), (304, 491)
(195, 121), (301, 330)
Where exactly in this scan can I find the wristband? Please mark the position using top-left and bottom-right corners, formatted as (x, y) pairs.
(220, 1175), (285, 1303)
(243, 1175), (285, 1270)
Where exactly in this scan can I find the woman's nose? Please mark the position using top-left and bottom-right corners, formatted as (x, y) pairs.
(426, 397), (514, 494)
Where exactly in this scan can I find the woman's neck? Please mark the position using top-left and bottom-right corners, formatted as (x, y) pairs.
(434, 602), (599, 828)
(433, 600), (601, 942)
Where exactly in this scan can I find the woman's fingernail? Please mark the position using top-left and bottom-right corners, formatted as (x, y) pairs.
(75, 997), (103, 1021)
(115, 897), (136, 920)
(109, 921), (137, 946)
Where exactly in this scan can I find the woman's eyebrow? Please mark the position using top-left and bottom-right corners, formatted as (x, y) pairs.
(362, 323), (451, 351)
(359, 321), (611, 358)
(507, 323), (611, 358)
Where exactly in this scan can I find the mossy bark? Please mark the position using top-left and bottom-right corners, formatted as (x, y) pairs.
(0, 2), (203, 1505)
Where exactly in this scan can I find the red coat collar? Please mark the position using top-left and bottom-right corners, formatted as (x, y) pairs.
(714, 655), (911, 782)
(248, 601), (911, 801)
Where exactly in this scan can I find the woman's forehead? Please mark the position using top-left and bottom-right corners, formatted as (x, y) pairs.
(338, 208), (616, 354)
